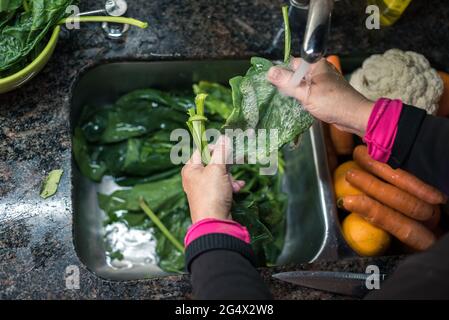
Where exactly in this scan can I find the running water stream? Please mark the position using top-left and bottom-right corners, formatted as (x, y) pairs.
(289, 60), (311, 87)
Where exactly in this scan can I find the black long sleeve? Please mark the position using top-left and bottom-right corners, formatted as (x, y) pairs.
(388, 104), (449, 195)
(190, 250), (272, 300)
(187, 233), (272, 300)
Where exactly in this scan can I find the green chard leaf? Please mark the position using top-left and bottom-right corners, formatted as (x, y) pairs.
(224, 5), (314, 154)
(40, 169), (63, 199)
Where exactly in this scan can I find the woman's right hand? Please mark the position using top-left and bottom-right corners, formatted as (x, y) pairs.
(267, 57), (374, 137)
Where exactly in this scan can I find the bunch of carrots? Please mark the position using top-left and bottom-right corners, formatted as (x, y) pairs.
(325, 56), (449, 161)
(338, 145), (447, 252)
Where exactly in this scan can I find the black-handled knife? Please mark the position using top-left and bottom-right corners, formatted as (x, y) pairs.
(272, 270), (387, 298)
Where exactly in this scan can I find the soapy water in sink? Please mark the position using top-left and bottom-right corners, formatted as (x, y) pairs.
(105, 222), (158, 269)
(97, 176), (159, 270)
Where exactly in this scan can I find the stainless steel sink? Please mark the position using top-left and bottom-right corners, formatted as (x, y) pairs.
(71, 60), (356, 281)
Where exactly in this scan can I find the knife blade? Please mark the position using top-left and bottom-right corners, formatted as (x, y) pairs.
(272, 270), (387, 298)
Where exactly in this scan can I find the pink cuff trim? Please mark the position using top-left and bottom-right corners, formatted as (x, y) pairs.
(363, 98), (403, 163)
(184, 218), (251, 247)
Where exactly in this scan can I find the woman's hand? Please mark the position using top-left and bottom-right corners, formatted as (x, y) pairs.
(267, 57), (374, 137)
(181, 136), (245, 223)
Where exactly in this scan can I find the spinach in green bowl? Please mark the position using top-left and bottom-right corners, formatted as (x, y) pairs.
(0, 0), (77, 78)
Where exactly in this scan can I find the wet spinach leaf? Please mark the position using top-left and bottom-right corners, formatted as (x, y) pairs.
(80, 89), (190, 144)
(224, 6), (314, 152)
(0, 0), (22, 12)
(98, 174), (185, 214)
(73, 128), (177, 182)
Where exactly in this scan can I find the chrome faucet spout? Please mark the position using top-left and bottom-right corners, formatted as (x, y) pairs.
(295, 0), (334, 63)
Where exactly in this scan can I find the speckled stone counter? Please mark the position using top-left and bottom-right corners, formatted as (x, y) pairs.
(0, 0), (447, 299)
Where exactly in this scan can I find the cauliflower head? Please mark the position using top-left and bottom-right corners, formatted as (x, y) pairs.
(349, 49), (443, 115)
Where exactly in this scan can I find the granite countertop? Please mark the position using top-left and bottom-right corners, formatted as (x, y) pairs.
(0, 0), (447, 299)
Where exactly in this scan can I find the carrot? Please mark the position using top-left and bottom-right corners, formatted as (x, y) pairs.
(325, 55), (354, 156)
(322, 123), (339, 173)
(353, 145), (447, 205)
(329, 125), (354, 155)
(422, 205), (441, 231)
(437, 71), (449, 117)
(345, 168), (434, 221)
(338, 194), (436, 251)
(326, 55), (342, 73)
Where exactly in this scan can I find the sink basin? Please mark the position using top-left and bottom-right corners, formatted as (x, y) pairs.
(71, 59), (356, 280)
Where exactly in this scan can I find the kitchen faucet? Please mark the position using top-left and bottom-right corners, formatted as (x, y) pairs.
(291, 0), (334, 63)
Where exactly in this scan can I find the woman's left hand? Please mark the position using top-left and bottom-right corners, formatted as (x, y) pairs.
(181, 136), (245, 223)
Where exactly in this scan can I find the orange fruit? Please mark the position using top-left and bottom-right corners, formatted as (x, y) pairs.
(342, 213), (391, 256)
(333, 161), (363, 199)
(437, 71), (449, 117)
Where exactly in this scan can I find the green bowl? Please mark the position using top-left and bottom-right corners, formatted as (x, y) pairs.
(0, 25), (61, 94)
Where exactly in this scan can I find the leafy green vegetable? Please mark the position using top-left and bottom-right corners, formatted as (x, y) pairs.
(73, 127), (108, 182)
(80, 89), (189, 144)
(73, 84), (288, 272)
(282, 5), (291, 64)
(115, 167), (181, 187)
(193, 81), (234, 119)
(186, 93), (211, 164)
(153, 206), (190, 272)
(61, 15), (148, 29)
(224, 6), (314, 153)
(98, 175), (185, 214)
(0, 0), (22, 13)
(140, 199), (184, 253)
(98, 175), (190, 272)
(40, 169), (63, 199)
(74, 128), (177, 182)
(72, 5), (302, 271)
(0, 0), (76, 77)
(108, 250), (124, 261)
(73, 90), (191, 182)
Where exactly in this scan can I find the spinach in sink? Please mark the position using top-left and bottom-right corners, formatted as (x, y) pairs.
(73, 85), (287, 272)
(73, 127), (178, 182)
(71, 5), (306, 273)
